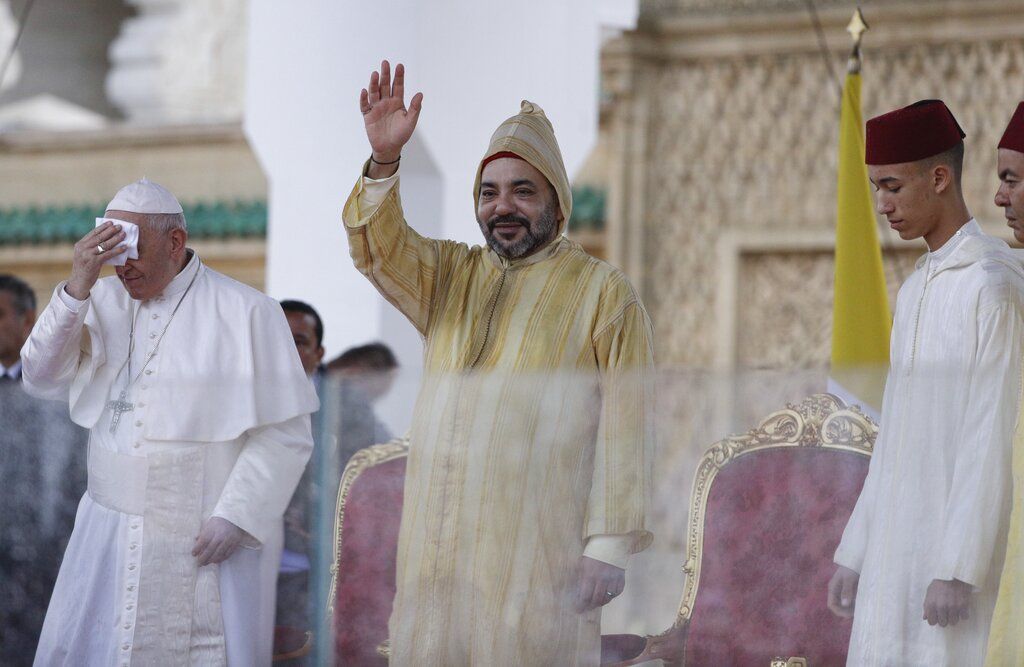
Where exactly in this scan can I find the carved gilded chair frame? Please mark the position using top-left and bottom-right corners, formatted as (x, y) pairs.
(674, 393), (876, 625)
(327, 437), (410, 619)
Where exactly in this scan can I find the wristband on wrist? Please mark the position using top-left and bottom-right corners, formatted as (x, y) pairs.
(370, 154), (401, 165)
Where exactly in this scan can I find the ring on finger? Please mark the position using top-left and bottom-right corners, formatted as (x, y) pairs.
(605, 591), (615, 598)
(96, 243), (106, 253)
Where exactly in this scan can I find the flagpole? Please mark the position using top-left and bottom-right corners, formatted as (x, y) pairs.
(846, 8), (868, 74)
(846, 7), (907, 287)
(830, 7), (891, 416)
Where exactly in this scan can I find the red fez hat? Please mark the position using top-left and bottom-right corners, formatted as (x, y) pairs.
(865, 100), (965, 165)
(998, 102), (1024, 154)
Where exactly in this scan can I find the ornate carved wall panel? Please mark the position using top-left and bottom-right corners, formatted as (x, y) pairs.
(737, 253), (834, 368)
(735, 248), (919, 369)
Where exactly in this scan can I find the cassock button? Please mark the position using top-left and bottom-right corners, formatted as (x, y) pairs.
(130, 543), (137, 550)
(122, 644), (130, 651)
(127, 585), (135, 591)
(135, 420), (143, 427)
(126, 604), (134, 610)
(128, 564), (136, 571)
(123, 623), (131, 630)
(145, 370), (153, 375)
(152, 314), (159, 319)
(149, 333), (157, 339)
(133, 443), (140, 449)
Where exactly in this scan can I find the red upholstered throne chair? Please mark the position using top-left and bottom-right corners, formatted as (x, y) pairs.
(608, 393), (876, 667)
(329, 438), (409, 665)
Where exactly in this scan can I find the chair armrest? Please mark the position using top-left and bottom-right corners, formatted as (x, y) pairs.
(272, 626), (313, 662)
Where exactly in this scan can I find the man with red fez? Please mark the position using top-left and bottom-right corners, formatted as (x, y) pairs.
(995, 102), (1024, 245)
(341, 60), (654, 664)
(985, 101), (1024, 665)
(827, 100), (1024, 666)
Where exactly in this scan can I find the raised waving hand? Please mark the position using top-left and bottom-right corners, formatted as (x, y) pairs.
(360, 60), (423, 179)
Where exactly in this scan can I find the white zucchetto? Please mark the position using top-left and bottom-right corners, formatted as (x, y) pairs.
(105, 177), (183, 215)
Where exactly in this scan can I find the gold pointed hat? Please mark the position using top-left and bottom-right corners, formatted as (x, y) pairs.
(473, 100), (572, 230)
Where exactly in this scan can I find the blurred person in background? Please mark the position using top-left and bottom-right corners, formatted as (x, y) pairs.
(326, 341), (397, 449)
(0, 274), (87, 666)
(828, 101), (1024, 666)
(343, 61), (654, 665)
(275, 299), (326, 644)
(275, 301), (401, 647)
(0, 274), (35, 382)
(22, 179), (317, 666)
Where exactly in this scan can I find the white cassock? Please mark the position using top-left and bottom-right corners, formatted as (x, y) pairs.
(835, 220), (1024, 666)
(22, 252), (318, 666)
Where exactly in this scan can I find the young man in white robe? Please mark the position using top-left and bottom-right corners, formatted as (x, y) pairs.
(22, 179), (318, 666)
(826, 100), (1024, 666)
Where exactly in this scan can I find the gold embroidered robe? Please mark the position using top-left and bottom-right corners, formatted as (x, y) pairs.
(342, 177), (654, 666)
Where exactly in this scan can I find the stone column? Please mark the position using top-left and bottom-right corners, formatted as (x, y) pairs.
(106, 0), (247, 124)
(0, 0), (22, 94)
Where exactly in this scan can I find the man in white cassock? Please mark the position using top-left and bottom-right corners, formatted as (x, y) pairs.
(22, 179), (318, 666)
(827, 100), (1024, 666)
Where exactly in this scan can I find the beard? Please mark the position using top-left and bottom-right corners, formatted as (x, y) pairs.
(478, 200), (559, 260)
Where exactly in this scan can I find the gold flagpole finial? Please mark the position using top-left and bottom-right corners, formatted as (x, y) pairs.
(847, 8), (868, 45)
(846, 7), (869, 73)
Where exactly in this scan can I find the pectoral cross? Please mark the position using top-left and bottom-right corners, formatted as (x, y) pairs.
(107, 388), (135, 434)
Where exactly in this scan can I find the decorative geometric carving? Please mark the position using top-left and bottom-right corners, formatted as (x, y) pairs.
(736, 248), (919, 370)
(737, 253), (834, 369)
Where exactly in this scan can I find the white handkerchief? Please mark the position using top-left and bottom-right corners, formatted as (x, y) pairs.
(94, 217), (140, 266)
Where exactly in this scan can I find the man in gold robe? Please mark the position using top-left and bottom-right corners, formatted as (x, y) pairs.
(341, 60), (654, 665)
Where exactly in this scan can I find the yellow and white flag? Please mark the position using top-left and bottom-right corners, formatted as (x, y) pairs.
(828, 68), (891, 417)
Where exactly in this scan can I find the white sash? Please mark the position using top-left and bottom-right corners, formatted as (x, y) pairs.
(87, 444), (227, 665)
(87, 444), (147, 515)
